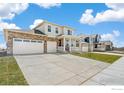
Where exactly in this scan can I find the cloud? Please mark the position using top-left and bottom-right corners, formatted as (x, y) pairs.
(0, 21), (20, 49)
(0, 21), (20, 31)
(0, 43), (6, 49)
(106, 3), (124, 10)
(0, 3), (61, 49)
(79, 3), (124, 25)
(113, 30), (120, 37)
(79, 9), (94, 25)
(101, 30), (120, 41)
(101, 30), (123, 47)
(29, 19), (44, 29)
(0, 3), (61, 20)
(0, 3), (28, 20)
(35, 3), (61, 9)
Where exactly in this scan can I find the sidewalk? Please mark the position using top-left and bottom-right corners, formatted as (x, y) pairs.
(82, 57), (124, 85)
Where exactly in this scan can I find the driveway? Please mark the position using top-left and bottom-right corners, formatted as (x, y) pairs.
(14, 54), (110, 85)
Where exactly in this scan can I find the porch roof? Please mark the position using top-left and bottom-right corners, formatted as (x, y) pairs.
(57, 35), (80, 40)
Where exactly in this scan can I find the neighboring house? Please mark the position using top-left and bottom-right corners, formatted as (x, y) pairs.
(80, 34), (113, 52)
(80, 34), (101, 52)
(4, 20), (113, 55)
(93, 41), (113, 51)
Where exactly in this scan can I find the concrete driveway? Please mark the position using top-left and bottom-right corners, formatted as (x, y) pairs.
(14, 54), (110, 85)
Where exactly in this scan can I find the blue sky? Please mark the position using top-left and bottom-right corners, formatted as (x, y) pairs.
(0, 3), (124, 48)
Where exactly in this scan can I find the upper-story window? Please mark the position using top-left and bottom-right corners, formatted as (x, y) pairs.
(84, 37), (89, 43)
(81, 38), (84, 42)
(92, 38), (95, 43)
(67, 30), (72, 35)
(48, 25), (51, 32)
(55, 28), (58, 34)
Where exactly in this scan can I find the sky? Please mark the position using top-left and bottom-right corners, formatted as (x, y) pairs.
(0, 3), (124, 48)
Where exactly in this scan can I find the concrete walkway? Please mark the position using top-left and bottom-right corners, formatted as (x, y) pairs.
(14, 54), (109, 85)
(82, 57), (124, 85)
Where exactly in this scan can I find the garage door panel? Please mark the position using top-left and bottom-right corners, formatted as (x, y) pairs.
(47, 41), (57, 53)
(13, 38), (44, 54)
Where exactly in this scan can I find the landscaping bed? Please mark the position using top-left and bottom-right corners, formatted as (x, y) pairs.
(71, 52), (121, 64)
(0, 56), (28, 85)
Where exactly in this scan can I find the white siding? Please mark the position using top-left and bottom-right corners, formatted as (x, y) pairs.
(63, 27), (74, 35)
(35, 22), (74, 36)
(44, 23), (63, 37)
(36, 23), (45, 33)
(47, 41), (57, 53)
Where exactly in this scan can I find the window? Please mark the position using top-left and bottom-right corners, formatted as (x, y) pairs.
(76, 40), (79, 47)
(31, 40), (37, 43)
(37, 41), (42, 43)
(71, 44), (73, 47)
(58, 40), (62, 46)
(94, 44), (98, 48)
(81, 38), (84, 42)
(23, 40), (30, 42)
(84, 37), (89, 43)
(34, 29), (45, 35)
(92, 38), (95, 43)
(55, 28), (58, 34)
(48, 25), (51, 32)
(67, 30), (72, 35)
(14, 39), (22, 42)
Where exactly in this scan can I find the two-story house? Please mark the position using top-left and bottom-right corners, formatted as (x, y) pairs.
(4, 20), (113, 55)
(32, 20), (81, 52)
(80, 34), (113, 52)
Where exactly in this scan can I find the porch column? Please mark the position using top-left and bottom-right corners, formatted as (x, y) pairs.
(69, 38), (71, 52)
(63, 37), (65, 52)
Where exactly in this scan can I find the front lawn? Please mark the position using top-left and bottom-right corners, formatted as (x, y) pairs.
(71, 52), (121, 64)
(0, 56), (28, 85)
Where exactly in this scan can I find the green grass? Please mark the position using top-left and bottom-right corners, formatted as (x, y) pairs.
(71, 52), (121, 64)
(0, 56), (28, 85)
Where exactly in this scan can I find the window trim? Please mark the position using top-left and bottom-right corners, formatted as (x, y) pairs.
(67, 30), (72, 35)
(48, 25), (51, 32)
(55, 27), (58, 34)
(76, 40), (79, 47)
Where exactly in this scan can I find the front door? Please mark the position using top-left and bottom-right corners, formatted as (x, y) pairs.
(65, 44), (70, 52)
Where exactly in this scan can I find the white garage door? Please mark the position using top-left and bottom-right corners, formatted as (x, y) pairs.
(47, 41), (57, 53)
(81, 43), (88, 52)
(82, 47), (88, 52)
(13, 38), (44, 54)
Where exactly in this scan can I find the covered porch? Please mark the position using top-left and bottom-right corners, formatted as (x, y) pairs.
(57, 35), (81, 52)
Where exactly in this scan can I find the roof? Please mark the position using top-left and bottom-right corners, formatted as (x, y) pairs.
(57, 35), (80, 39)
(79, 34), (100, 38)
(33, 20), (75, 30)
(100, 41), (113, 45)
(3, 29), (47, 42)
(4, 29), (34, 32)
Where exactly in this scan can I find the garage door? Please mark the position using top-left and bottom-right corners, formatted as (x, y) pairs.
(81, 43), (88, 52)
(47, 41), (57, 53)
(13, 38), (44, 54)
